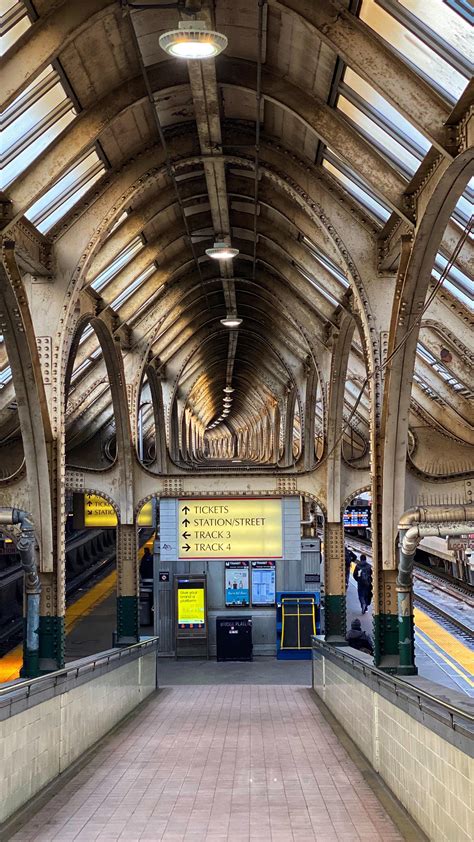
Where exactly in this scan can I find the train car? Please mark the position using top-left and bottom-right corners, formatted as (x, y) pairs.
(415, 536), (473, 586)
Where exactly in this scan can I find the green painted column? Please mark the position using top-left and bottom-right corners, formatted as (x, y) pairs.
(116, 524), (139, 644)
(38, 615), (65, 673)
(324, 522), (346, 641)
(397, 588), (417, 675)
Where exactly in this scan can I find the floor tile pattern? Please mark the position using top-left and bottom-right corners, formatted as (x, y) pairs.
(11, 685), (404, 841)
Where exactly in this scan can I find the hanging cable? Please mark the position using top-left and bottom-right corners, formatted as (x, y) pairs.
(252, 0), (265, 281)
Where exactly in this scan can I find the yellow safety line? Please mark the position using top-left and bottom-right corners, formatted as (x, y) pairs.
(0, 536), (153, 684)
(414, 607), (474, 684)
(415, 628), (474, 688)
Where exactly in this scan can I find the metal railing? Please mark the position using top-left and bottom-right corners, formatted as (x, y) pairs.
(0, 636), (159, 700)
(312, 636), (474, 731)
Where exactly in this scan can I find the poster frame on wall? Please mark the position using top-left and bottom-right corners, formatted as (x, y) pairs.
(251, 560), (276, 607)
(225, 560), (250, 607)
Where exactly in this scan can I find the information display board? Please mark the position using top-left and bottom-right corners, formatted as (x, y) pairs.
(178, 498), (282, 559)
(343, 507), (370, 528)
(251, 561), (276, 606)
(225, 561), (250, 606)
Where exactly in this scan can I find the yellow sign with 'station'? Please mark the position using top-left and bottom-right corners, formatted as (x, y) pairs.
(84, 494), (117, 527)
(178, 498), (282, 559)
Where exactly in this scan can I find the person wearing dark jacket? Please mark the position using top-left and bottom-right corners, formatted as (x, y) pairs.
(140, 546), (153, 579)
(352, 554), (372, 613)
(346, 618), (373, 655)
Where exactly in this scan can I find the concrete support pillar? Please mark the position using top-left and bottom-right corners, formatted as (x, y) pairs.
(324, 521), (346, 641)
(116, 523), (139, 644)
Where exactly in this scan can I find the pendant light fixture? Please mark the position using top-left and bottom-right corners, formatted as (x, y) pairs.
(159, 21), (228, 60)
(206, 241), (239, 260)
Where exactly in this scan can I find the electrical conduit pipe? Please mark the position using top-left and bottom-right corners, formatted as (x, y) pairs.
(0, 508), (41, 678)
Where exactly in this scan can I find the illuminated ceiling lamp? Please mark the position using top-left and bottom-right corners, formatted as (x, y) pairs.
(206, 241), (239, 260)
(223, 385), (234, 394)
(220, 315), (242, 328)
(159, 21), (228, 60)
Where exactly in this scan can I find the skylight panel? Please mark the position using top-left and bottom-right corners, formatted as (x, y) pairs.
(71, 359), (92, 383)
(359, 0), (469, 102)
(91, 237), (144, 292)
(337, 94), (420, 177)
(295, 264), (340, 307)
(434, 253), (473, 307)
(341, 68), (431, 156)
(110, 264), (155, 310)
(0, 366), (12, 386)
(25, 150), (105, 233)
(1, 67), (76, 189)
(322, 155), (391, 223)
(389, 0), (473, 74)
(0, 1), (30, 56)
(79, 325), (94, 346)
(300, 236), (350, 287)
(108, 211), (129, 236)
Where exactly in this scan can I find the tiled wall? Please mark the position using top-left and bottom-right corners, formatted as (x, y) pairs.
(313, 653), (473, 842)
(0, 651), (156, 824)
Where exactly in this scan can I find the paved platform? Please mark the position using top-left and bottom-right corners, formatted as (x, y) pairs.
(9, 684), (408, 842)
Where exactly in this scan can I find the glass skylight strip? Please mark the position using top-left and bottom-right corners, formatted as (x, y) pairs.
(380, 0), (473, 77)
(1, 110), (75, 189)
(2, 68), (57, 129)
(91, 237), (144, 292)
(71, 359), (92, 383)
(79, 325), (94, 346)
(322, 156), (391, 223)
(434, 253), (473, 302)
(444, 0), (473, 24)
(417, 342), (471, 394)
(300, 236), (350, 287)
(0, 1), (30, 56)
(359, 0), (468, 102)
(0, 366), (12, 386)
(110, 264), (155, 310)
(337, 95), (419, 178)
(295, 264), (340, 307)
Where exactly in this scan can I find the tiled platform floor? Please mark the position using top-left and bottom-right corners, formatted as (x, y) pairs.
(10, 685), (405, 842)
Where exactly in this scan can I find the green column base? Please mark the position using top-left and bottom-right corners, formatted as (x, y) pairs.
(398, 614), (417, 675)
(324, 594), (346, 640)
(116, 595), (139, 645)
(373, 612), (399, 672)
(38, 616), (65, 673)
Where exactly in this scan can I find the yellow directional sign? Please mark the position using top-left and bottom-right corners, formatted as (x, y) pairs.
(178, 498), (282, 559)
(137, 500), (153, 527)
(84, 494), (118, 527)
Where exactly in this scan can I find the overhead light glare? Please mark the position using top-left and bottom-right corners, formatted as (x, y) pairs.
(223, 385), (234, 393)
(159, 21), (228, 60)
(220, 315), (242, 328)
(206, 241), (239, 261)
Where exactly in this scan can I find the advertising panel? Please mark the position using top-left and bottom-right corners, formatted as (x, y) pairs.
(251, 560), (276, 606)
(178, 497), (282, 559)
(177, 583), (205, 628)
(225, 561), (250, 606)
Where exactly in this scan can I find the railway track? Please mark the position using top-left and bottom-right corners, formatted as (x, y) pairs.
(414, 594), (473, 641)
(0, 552), (116, 649)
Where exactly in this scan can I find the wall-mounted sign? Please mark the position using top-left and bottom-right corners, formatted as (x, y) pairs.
(159, 571), (170, 583)
(225, 561), (249, 606)
(73, 492), (118, 528)
(137, 500), (153, 527)
(177, 582), (205, 628)
(178, 498), (282, 559)
(251, 560), (276, 606)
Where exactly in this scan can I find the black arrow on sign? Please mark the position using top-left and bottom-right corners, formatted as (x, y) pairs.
(182, 531), (191, 539)
(182, 543), (191, 552)
(182, 517), (190, 526)
(87, 510), (92, 516)
(182, 505), (190, 514)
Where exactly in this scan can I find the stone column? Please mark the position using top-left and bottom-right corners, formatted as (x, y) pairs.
(116, 523), (139, 643)
(324, 521), (346, 641)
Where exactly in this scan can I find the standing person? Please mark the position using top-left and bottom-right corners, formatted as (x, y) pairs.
(140, 546), (153, 580)
(345, 547), (357, 589)
(353, 553), (372, 614)
(346, 618), (373, 655)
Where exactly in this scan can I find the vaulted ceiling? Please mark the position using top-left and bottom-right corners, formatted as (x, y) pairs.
(0, 0), (472, 476)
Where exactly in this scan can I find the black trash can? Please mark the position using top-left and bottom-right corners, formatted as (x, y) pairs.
(216, 616), (253, 661)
